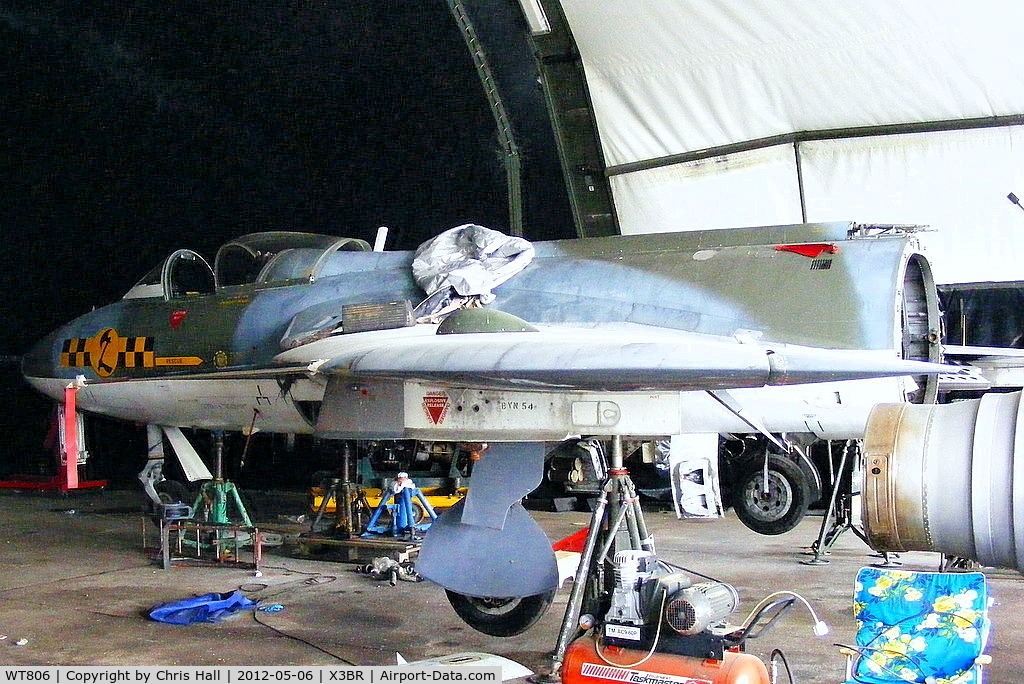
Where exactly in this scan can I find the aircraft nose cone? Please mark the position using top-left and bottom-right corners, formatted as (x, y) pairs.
(21, 328), (65, 390)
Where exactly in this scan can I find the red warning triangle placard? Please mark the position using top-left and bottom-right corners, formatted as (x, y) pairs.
(422, 393), (450, 425)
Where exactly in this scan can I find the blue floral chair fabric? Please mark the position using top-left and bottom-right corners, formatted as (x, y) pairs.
(842, 567), (990, 684)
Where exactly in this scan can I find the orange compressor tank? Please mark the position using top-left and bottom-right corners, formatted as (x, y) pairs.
(561, 634), (770, 684)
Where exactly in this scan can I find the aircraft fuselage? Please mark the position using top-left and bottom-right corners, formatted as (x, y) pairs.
(22, 222), (938, 440)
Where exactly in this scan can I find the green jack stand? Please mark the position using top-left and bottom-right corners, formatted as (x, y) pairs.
(194, 431), (252, 527)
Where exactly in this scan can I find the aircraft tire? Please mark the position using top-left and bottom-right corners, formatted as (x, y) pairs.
(444, 590), (555, 637)
(155, 479), (191, 505)
(149, 479), (192, 525)
(733, 454), (810, 535)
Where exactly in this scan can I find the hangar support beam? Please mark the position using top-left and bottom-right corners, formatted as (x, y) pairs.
(446, 0), (524, 236)
(528, 0), (619, 238)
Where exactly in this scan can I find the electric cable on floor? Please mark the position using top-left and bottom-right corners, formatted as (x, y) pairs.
(250, 608), (356, 664)
(769, 649), (795, 684)
(237, 564), (351, 664)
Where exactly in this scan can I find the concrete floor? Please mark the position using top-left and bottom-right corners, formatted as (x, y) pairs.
(1, 488), (1021, 682)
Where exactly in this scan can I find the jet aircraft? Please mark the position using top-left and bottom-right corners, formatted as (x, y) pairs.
(22, 221), (950, 635)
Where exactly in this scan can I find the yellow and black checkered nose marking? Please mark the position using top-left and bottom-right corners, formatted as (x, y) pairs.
(60, 328), (203, 377)
(61, 328), (153, 378)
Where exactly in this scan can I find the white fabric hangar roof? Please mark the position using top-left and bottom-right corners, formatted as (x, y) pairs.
(553, 0), (1024, 283)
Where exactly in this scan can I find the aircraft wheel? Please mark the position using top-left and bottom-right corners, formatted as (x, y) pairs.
(149, 479), (191, 525)
(733, 454), (810, 535)
(155, 479), (191, 505)
(444, 589), (555, 637)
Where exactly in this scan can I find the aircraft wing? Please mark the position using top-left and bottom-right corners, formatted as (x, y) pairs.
(274, 317), (954, 602)
(273, 319), (949, 392)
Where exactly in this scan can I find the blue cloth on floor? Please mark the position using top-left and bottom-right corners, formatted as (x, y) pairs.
(149, 590), (257, 624)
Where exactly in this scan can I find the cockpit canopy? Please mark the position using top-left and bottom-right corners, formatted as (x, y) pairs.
(215, 232), (370, 287)
(123, 232), (371, 300)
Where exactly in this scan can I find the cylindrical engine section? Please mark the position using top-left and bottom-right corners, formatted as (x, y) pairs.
(561, 635), (769, 684)
(862, 392), (1024, 572)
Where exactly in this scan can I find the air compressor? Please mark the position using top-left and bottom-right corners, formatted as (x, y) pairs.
(561, 550), (773, 684)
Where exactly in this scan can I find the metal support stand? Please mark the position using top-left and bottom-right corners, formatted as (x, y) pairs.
(149, 432), (261, 570)
(310, 445), (365, 537)
(333, 444), (361, 536)
(363, 476), (439, 538)
(543, 437), (655, 681)
(310, 478), (347, 534)
(802, 440), (897, 567)
(157, 519), (263, 571)
(0, 385), (106, 492)
(194, 431), (252, 527)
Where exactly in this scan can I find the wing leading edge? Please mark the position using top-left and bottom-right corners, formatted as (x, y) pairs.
(273, 320), (950, 392)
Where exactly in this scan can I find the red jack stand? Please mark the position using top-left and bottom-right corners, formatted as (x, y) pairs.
(0, 384), (106, 492)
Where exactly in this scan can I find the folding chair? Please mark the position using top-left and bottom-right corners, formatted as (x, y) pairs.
(838, 567), (991, 683)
